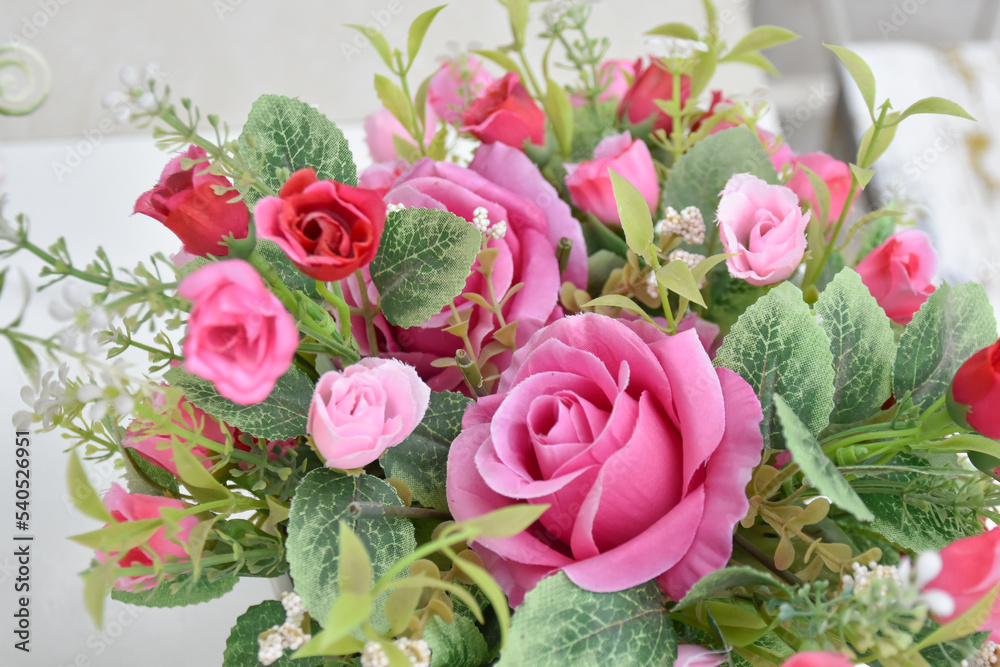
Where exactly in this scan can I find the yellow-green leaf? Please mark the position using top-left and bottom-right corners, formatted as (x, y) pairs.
(471, 49), (523, 78)
(725, 26), (799, 60)
(609, 169), (654, 263)
(82, 559), (117, 628)
(450, 551), (511, 647)
(406, 5), (446, 71)
(67, 449), (113, 523)
(915, 580), (1000, 650)
(826, 44), (877, 117)
(385, 585), (423, 636)
(69, 518), (161, 552)
(580, 294), (657, 326)
(346, 24), (395, 71)
(545, 78), (574, 158)
(461, 503), (548, 539)
(374, 73), (415, 136)
(656, 260), (707, 308)
(170, 440), (232, 503)
(646, 22), (700, 41)
(892, 96), (975, 125)
(294, 591), (373, 657)
(337, 521), (373, 596)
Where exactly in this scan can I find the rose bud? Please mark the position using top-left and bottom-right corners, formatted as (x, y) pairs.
(854, 229), (937, 325)
(948, 339), (1000, 438)
(924, 529), (1000, 634)
(786, 152), (857, 225)
(460, 72), (546, 148)
(565, 131), (659, 225)
(429, 54), (495, 123)
(718, 173), (810, 286)
(122, 392), (225, 475)
(618, 57), (691, 134)
(133, 145), (249, 257)
(675, 646), (726, 667)
(308, 358), (431, 470)
(179, 260), (299, 405)
(254, 168), (387, 282)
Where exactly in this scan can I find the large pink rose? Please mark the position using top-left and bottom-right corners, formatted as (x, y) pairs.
(364, 105), (438, 164)
(718, 173), (810, 286)
(179, 260), (299, 405)
(565, 131), (659, 225)
(925, 529), (1000, 631)
(346, 142), (587, 393)
(429, 55), (495, 124)
(786, 152), (856, 225)
(854, 229), (937, 325)
(446, 314), (764, 605)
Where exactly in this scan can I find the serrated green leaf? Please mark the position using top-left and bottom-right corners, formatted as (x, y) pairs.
(223, 600), (323, 667)
(609, 169), (654, 263)
(545, 78), (574, 158)
(164, 365), (312, 441)
(67, 450), (113, 523)
(714, 282), (835, 447)
(826, 44), (876, 116)
(237, 95), (357, 209)
(471, 49), (523, 78)
(497, 573), (675, 667)
(656, 259), (706, 307)
(112, 573), (237, 608)
(892, 96), (975, 125)
(724, 26), (799, 60)
(774, 394), (873, 521)
(369, 207), (481, 328)
(815, 268), (896, 424)
(674, 566), (788, 609)
(860, 490), (976, 553)
(286, 470), (416, 633)
(381, 391), (471, 512)
(407, 5), (446, 70)
(893, 283), (998, 410)
(426, 614), (491, 667)
(346, 24), (395, 71)
(702, 266), (767, 335)
(646, 22), (700, 40)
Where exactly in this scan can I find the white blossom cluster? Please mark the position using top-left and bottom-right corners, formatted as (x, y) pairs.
(646, 36), (709, 61)
(656, 206), (706, 245)
(257, 591), (312, 666)
(387, 203), (407, 213)
(102, 62), (165, 124)
(963, 641), (1000, 667)
(360, 638), (432, 667)
(472, 206), (507, 240)
(842, 552), (955, 617)
(668, 249), (707, 273)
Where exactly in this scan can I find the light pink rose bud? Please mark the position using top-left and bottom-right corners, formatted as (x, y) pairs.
(364, 105), (438, 164)
(179, 260), (299, 405)
(308, 358), (431, 470)
(782, 653), (854, 667)
(565, 131), (659, 225)
(718, 173), (810, 286)
(429, 55), (495, 124)
(758, 129), (795, 173)
(786, 152), (857, 225)
(854, 229), (937, 325)
(675, 645), (726, 667)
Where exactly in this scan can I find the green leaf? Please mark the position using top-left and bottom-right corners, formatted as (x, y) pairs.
(70, 518), (161, 552)
(112, 573), (237, 608)
(223, 600), (323, 667)
(797, 163), (831, 224)
(856, 113), (900, 167)
(661, 127), (779, 254)
(498, 573), (676, 667)
(826, 44), (876, 117)
(646, 22), (700, 40)
(580, 294), (657, 326)
(774, 394), (873, 521)
(375, 73), (416, 135)
(690, 49), (720, 98)
(926, 434), (1000, 459)
(255, 238), (318, 297)
(849, 163), (875, 190)
(721, 52), (777, 75)
(381, 391), (472, 512)
(385, 584), (423, 636)
(545, 78), (574, 158)
(724, 26), (799, 60)
(674, 566), (788, 609)
(860, 491), (976, 553)
(122, 446), (179, 496)
(702, 267), (767, 335)
(507, 0), (530, 49)
(656, 259), (707, 308)
(286, 470), (416, 633)
(237, 94), (357, 209)
(815, 268), (896, 424)
(10, 338), (38, 378)
(346, 24), (395, 71)
(67, 450), (113, 523)
(916, 580), (1000, 650)
(461, 503), (549, 539)
(296, 592), (374, 657)
(893, 96), (975, 125)
(370, 207), (482, 328)
(471, 49), (523, 78)
(426, 615), (491, 667)
(337, 521), (373, 596)
(609, 169), (654, 263)
(164, 365), (312, 441)
(82, 559), (117, 628)
(449, 552), (512, 647)
(714, 282), (836, 448)
(170, 439), (232, 504)
(407, 5), (446, 70)
(893, 283), (998, 410)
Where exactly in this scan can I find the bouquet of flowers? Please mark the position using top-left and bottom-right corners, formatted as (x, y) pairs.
(5, 1), (1000, 665)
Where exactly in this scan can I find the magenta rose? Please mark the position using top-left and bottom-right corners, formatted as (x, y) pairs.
(133, 145), (250, 257)
(122, 392), (225, 475)
(97, 484), (198, 590)
(429, 55), (495, 124)
(346, 142), (587, 393)
(786, 152), (856, 225)
(718, 173), (810, 286)
(364, 105), (438, 164)
(565, 131), (659, 225)
(446, 314), (764, 605)
(460, 72), (546, 148)
(358, 160), (407, 199)
(179, 260), (299, 405)
(307, 358), (431, 470)
(854, 229), (937, 325)
(781, 653), (854, 667)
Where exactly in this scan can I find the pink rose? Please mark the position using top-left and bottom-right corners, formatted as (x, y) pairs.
(97, 484), (198, 590)
(759, 129), (795, 174)
(786, 153), (856, 225)
(618, 58), (691, 134)
(133, 145), (250, 257)
(565, 131), (659, 225)
(718, 173), (810, 286)
(676, 646), (726, 667)
(346, 142), (588, 393)
(460, 72), (546, 148)
(364, 105), (438, 164)
(446, 314), (764, 605)
(429, 55), (495, 124)
(122, 392), (225, 475)
(358, 160), (407, 199)
(925, 529), (1000, 631)
(782, 653), (854, 667)
(854, 229), (937, 325)
(179, 260), (299, 405)
(308, 358), (431, 469)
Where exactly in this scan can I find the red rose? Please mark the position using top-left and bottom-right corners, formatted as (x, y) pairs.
(949, 339), (1000, 438)
(460, 72), (545, 148)
(618, 58), (691, 134)
(133, 145), (250, 256)
(254, 168), (386, 282)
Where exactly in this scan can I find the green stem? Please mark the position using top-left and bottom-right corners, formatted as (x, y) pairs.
(21, 239), (116, 287)
(821, 426), (921, 458)
(516, 49), (544, 99)
(114, 333), (182, 361)
(315, 280), (354, 345)
(645, 248), (676, 333)
(114, 548), (281, 577)
(353, 270), (380, 355)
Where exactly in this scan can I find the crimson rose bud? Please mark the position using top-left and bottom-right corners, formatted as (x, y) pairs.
(618, 57), (691, 134)
(254, 168), (386, 282)
(949, 339), (1000, 438)
(460, 72), (545, 148)
(133, 145), (249, 257)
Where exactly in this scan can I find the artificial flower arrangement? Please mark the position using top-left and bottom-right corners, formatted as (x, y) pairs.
(4, 1), (1000, 666)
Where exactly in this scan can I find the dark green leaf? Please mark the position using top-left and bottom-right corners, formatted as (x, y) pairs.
(425, 615), (491, 667)
(223, 600), (323, 667)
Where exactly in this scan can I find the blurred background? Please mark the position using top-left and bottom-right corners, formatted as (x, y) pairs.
(0, 1), (997, 665)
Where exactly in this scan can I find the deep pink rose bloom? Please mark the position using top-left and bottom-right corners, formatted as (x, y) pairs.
(718, 173), (810, 286)
(446, 314), (764, 605)
(307, 358), (431, 470)
(429, 55), (495, 124)
(618, 58), (691, 134)
(133, 145), (249, 257)
(925, 529), (1000, 631)
(781, 653), (854, 667)
(122, 392), (224, 475)
(97, 484), (198, 590)
(565, 131), (659, 225)
(786, 153), (856, 225)
(854, 229), (937, 325)
(179, 260), (299, 405)
(676, 646), (727, 667)
(460, 72), (546, 148)
(364, 104), (438, 164)
(358, 160), (407, 199)
(950, 340), (1000, 439)
(345, 143), (588, 393)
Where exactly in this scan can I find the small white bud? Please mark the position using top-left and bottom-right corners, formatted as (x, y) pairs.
(75, 384), (103, 403)
(136, 92), (157, 111)
(914, 550), (943, 589)
(119, 65), (140, 88)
